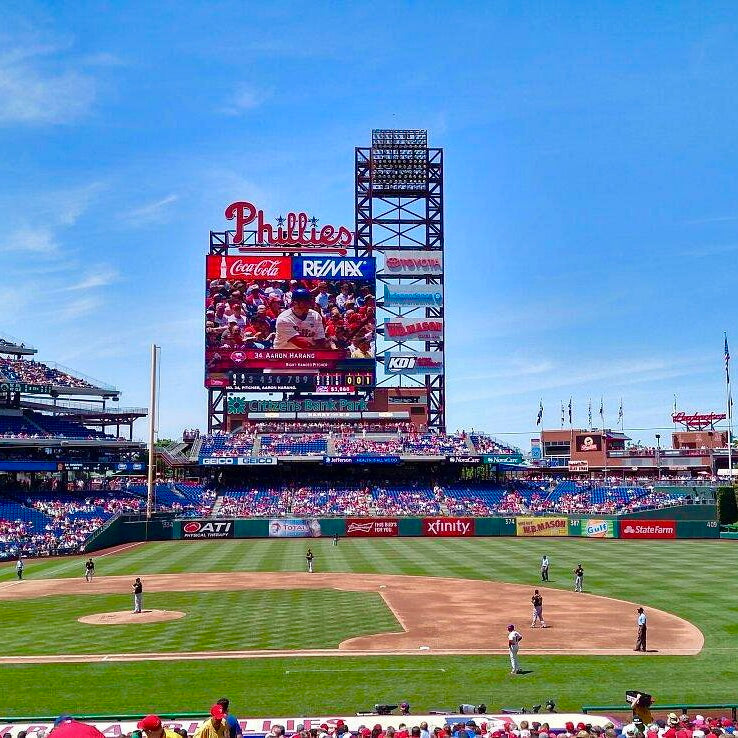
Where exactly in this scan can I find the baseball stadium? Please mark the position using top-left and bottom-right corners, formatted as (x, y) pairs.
(1, 126), (737, 738)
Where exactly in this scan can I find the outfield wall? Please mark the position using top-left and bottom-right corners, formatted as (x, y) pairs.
(171, 512), (719, 541)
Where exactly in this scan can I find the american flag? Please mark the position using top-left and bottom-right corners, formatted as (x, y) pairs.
(726, 333), (731, 385)
(536, 400), (543, 426)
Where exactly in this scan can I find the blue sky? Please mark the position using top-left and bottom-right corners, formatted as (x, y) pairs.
(1, 2), (736, 445)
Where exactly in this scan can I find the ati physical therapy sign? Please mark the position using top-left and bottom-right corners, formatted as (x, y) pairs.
(225, 201), (354, 251)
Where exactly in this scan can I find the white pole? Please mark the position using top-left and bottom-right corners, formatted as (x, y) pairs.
(146, 344), (159, 520)
(726, 333), (733, 484)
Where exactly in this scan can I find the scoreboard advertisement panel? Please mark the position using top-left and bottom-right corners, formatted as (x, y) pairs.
(205, 256), (376, 390)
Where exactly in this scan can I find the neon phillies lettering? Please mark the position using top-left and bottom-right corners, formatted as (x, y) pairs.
(225, 201), (354, 248)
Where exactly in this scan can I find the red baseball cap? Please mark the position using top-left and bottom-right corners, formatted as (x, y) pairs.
(577, 724), (587, 731)
(137, 716), (163, 731)
(211, 705), (226, 719)
(565, 723), (575, 732)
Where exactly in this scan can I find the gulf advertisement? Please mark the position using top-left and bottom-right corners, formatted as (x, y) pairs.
(619, 520), (676, 539)
(384, 318), (443, 341)
(516, 516), (569, 537)
(346, 518), (399, 537)
(383, 250), (443, 275)
(382, 283), (443, 307)
(422, 517), (475, 537)
(205, 255), (376, 390)
(580, 519), (615, 538)
(268, 518), (322, 537)
(182, 520), (234, 539)
(385, 351), (444, 375)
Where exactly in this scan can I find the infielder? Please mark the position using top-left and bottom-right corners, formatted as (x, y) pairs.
(16, 558), (23, 581)
(540, 555), (549, 582)
(507, 624), (523, 674)
(634, 607), (647, 651)
(132, 577), (143, 613)
(305, 548), (314, 573)
(573, 563), (584, 592)
(531, 589), (547, 628)
(273, 289), (329, 350)
(332, 534), (339, 547)
(85, 557), (95, 582)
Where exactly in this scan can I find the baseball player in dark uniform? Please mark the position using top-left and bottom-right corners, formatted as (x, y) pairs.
(85, 558), (95, 582)
(306, 549), (314, 573)
(531, 589), (547, 628)
(573, 564), (584, 592)
(133, 577), (143, 613)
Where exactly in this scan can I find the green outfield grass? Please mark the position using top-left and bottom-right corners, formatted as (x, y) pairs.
(0, 590), (400, 655)
(0, 537), (736, 717)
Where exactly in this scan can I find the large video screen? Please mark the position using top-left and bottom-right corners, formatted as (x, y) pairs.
(205, 256), (376, 391)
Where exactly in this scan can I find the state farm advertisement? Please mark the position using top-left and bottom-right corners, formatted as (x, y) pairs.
(346, 518), (399, 537)
(422, 517), (475, 537)
(181, 520), (234, 539)
(384, 318), (443, 341)
(516, 516), (569, 537)
(619, 520), (676, 539)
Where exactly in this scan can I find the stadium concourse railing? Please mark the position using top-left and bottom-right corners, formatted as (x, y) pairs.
(582, 704), (738, 720)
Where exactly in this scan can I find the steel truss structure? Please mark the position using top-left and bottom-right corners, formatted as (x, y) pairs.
(355, 129), (446, 433)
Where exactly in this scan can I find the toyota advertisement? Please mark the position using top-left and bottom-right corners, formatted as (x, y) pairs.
(382, 250), (443, 276)
(346, 518), (399, 537)
(182, 520), (234, 539)
(619, 520), (676, 539)
(206, 256), (376, 390)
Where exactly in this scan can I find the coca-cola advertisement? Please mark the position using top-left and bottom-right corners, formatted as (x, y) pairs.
(205, 256), (376, 389)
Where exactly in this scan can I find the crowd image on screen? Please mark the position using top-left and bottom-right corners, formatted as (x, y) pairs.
(205, 277), (376, 357)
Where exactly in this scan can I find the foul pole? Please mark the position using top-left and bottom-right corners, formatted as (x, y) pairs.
(146, 344), (159, 519)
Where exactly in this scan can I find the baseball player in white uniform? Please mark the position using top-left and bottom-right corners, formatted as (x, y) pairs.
(273, 288), (328, 350)
(507, 624), (522, 674)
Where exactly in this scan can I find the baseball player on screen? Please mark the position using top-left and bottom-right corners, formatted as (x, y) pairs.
(273, 288), (328, 350)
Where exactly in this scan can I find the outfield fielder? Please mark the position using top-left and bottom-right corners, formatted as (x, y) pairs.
(540, 555), (550, 582)
(573, 563), (584, 592)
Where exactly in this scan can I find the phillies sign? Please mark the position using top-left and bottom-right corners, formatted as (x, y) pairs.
(293, 257), (375, 280)
(385, 319), (443, 341)
(422, 517), (475, 537)
(225, 201), (354, 251)
(207, 256), (292, 280)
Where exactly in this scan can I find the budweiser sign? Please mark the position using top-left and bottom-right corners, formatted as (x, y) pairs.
(206, 256), (292, 280)
(225, 201), (354, 251)
(385, 319), (443, 341)
(671, 411), (726, 429)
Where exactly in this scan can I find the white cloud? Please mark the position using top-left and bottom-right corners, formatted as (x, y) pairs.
(0, 226), (57, 253)
(55, 296), (102, 321)
(221, 86), (269, 116)
(124, 194), (179, 225)
(0, 52), (96, 125)
(64, 267), (119, 291)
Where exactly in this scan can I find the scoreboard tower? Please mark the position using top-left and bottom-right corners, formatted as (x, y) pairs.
(355, 130), (446, 433)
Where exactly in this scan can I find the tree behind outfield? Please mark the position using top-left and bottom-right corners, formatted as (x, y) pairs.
(717, 486), (738, 524)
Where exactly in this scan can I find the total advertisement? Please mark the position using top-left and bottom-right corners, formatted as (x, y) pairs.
(422, 517), (475, 537)
(516, 516), (569, 537)
(382, 283), (443, 307)
(346, 518), (399, 537)
(384, 318), (443, 341)
(182, 520), (234, 539)
(619, 519), (676, 539)
(206, 255), (375, 390)
(383, 250), (443, 275)
(268, 518), (322, 537)
(580, 518), (615, 538)
(385, 352), (444, 375)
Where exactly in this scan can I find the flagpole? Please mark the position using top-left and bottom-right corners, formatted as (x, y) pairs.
(726, 333), (733, 483)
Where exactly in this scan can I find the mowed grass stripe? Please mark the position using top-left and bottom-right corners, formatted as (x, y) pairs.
(0, 589), (399, 655)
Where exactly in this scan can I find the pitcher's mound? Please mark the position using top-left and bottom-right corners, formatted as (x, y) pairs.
(78, 610), (185, 625)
